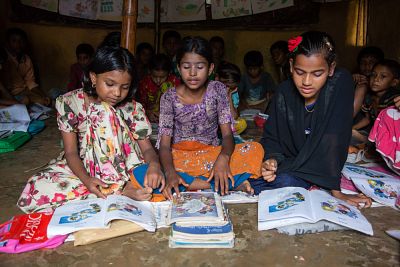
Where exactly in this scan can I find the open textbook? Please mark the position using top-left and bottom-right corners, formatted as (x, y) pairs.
(342, 164), (400, 209)
(48, 195), (158, 237)
(258, 187), (373, 236)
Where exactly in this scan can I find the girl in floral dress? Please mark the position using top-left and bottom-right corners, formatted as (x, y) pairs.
(17, 46), (165, 213)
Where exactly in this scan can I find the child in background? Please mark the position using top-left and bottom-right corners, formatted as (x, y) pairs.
(270, 40), (290, 83)
(353, 59), (400, 139)
(209, 36), (226, 73)
(3, 28), (50, 106)
(239, 50), (275, 112)
(254, 31), (372, 208)
(353, 46), (384, 118)
(162, 30), (182, 77)
(0, 47), (20, 107)
(156, 36), (264, 200)
(134, 42), (154, 82)
(67, 43), (94, 91)
(137, 54), (180, 122)
(17, 46), (165, 213)
(217, 62), (247, 135)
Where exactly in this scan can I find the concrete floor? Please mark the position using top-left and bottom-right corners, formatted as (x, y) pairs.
(0, 119), (399, 267)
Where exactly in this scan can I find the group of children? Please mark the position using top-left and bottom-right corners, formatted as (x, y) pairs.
(9, 28), (400, 215)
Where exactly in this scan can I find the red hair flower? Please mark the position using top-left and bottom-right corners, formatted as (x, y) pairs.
(288, 36), (303, 53)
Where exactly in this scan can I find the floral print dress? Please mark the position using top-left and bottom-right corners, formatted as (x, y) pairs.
(17, 89), (151, 213)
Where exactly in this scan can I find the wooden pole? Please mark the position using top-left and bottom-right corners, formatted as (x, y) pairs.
(121, 0), (138, 54)
(154, 0), (161, 54)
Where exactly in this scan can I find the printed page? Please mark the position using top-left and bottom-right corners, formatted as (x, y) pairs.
(309, 190), (373, 236)
(351, 177), (400, 208)
(342, 163), (394, 180)
(167, 192), (224, 224)
(151, 201), (171, 229)
(47, 198), (106, 237)
(103, 195), (156, 232)
(220, 191), (259, 204)
(258, 187), (314, 230)
(0, 104), (31, 132)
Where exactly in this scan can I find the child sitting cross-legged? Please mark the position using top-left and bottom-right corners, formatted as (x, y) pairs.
(154, 36), (264, 200)
(17, 46), (165, 213)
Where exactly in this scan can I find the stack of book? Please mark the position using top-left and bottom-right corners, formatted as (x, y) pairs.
(167, 192), (234, 248)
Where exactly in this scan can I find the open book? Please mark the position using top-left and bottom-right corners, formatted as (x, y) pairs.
(258, 187), (373, 236)
(48, 195), (157, 237)
(167, 192), (225, 226)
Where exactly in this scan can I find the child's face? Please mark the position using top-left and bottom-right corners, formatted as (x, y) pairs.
(370, 65), (398, 93)
(179, 52), (214, 91)
(290, 53), (335, 104)
(218, 77), (238, 91)
(163, 37), (180, 58)
(151, 70), (168, 86)
(77, 53), (91, 67)
(359, 55), (379, 77)
(210, 42), (224, 60)
(7, 34), (25, 55)
(271, 48), (286, 66)
(89, 70), (131, 106)
(139, 48), (153, 65)
(246, 66), (262, 78)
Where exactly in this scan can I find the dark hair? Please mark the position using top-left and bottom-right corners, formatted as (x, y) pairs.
(176, 36), (212, 66)
(98, 31), (121, 49)
(244, 50), (263, 67)
(83, 46), (135, 100)
(6, 28), (28, 42)
(209, 36), (225, 47)
(217, 62), (241, 84)
(270, 40), (288, 54)
(373, 59), (400, 79)
(149, 54), (172, 72)
(136, 42), (154, 56)
(289, 31), (336, 66)
(357, 46), (384, 65)
(162, 30), (181, 44)
(76, 43), (94, 57)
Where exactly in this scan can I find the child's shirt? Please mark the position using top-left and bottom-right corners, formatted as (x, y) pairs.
(362, 87), (400, 123)
(137, 73), (180, 113)
(66, 63), (84, 91)
(239, 72), (275, 102)
(56, 89), (151, 164)
(158, 81), (232, 146)
(4, 51), (38, 95)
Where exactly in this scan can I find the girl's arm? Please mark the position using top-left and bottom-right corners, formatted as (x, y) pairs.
(228, 89), (238, 120)
(353, 82), (368, 117)
(352, 114), (370, 130)
(207, 123), (234, 195)
(61, 131), (107, 198)
(137, 138), (165, 190)
(159, 135), (188, 200)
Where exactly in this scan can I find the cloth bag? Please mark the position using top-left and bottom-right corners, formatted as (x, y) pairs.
(0, 212), (67, 253)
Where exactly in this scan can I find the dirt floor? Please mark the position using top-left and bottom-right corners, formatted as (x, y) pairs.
(0, 118), (399, 267)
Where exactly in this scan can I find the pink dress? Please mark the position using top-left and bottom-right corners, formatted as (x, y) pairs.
(369, 106), (400, 175)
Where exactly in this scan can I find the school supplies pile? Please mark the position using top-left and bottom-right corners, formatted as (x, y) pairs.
(47, 195), (160, 238)
(0, 131), (31, 153)
(341, 163), (400, 209)
(167, 192), (234, 248)
(258, 187), (373, 236)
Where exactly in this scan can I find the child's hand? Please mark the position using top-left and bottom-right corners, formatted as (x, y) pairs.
(352, 74), (368, 86)
(261, 159), (277, 182)
(394, 96), (400, 110)
(331, 190), (372, 209)
(144, 163), (165, 191)
(162, 171), (189, 200)
(207, 154), (234, 196)
(82, 177), (108, 199)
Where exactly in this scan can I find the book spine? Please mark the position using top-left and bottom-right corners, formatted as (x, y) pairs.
(172, 223), (232, 235)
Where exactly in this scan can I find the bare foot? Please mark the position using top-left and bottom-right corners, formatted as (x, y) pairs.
(122, 183), (153, 201)
(234, 180), (254, 195)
